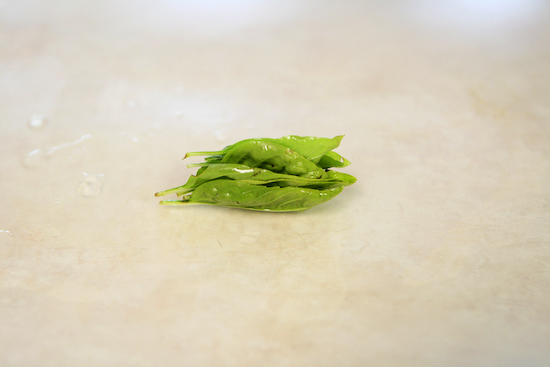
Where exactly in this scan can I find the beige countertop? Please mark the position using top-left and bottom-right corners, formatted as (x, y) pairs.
(1, 1), (549, 366)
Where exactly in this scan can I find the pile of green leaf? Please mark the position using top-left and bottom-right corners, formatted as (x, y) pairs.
(155, 135), (356, 212)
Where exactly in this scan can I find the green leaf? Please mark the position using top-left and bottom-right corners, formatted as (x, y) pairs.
(219, 140), (328, 179)
(275, 135), (344, 163)
(170, 179), (345, 211)
(183, 135), (344, 164)
(154, 164), (356, 197)
(317, 151), (351, 168)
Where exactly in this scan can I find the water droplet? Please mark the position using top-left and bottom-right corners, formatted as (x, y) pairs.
(78, 173), (104, 197)
(175, 111), (183, 118)
(29, 114), (46, 129)
(48, 134), (91, 154)
(22, 149), (47, 167)
(126, 101), (136, 108)
(131, 137), (139, 143)
(22, 134), (91, 168)
(0, 230), (17, 258)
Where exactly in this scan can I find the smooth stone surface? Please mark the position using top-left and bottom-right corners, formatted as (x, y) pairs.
(1, 1), (549, 366)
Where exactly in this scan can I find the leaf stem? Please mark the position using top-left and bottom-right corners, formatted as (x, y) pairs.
(184, 151), (224, 159)
(187, 162), (214, 168)
(155, 186), (193, 197)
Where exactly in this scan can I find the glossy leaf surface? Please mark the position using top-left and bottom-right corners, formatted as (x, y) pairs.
(317, 151), (351, 168)
(219, 140), (328, 179)
(163, 179), (344, 212)
(155, 164), (356, 197)
(184, 135), (349, 169)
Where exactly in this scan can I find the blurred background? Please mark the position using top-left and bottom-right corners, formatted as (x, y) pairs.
(1, 1), (549, 366)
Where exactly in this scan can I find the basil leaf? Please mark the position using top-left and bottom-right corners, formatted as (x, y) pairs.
(161, 179), (345, 212)
(317, 151), (351, 169)
(155, 164), (356, 197)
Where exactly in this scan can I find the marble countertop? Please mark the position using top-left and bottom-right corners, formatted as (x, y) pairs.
(1, 1), (549, 366)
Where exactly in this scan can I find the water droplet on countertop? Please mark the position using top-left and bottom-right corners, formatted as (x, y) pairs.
(22, 149), (47, 167)
(78, 173), (104, 197)
(28, 114), (46, 129)
(131, 137), (139, 143)
(126, 101), (136, 108)
(22, 134), (91, 168)
(0, 230), (17, 258)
